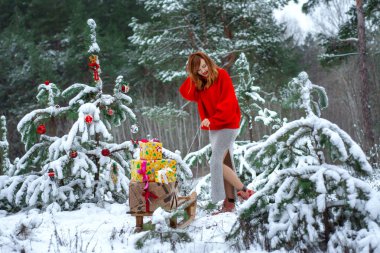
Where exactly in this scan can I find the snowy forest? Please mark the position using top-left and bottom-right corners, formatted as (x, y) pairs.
(0, 0), (380, 252)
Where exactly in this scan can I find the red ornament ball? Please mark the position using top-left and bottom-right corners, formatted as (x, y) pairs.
(107, 108), (114, 116)
(85, 115), (93, 124)
(70, 150), (78, 158)
(101, 149), (111, 156)
(48, 168), (55, 179)
(121, 85), (130, 93)
(36, 124), (46, 135)
(45, 80), (50, 85)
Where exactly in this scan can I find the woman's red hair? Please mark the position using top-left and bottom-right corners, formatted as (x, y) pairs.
(186, 51), (219, 90)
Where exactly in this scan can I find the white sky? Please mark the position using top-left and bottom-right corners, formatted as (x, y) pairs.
(273, 0), (315, 34)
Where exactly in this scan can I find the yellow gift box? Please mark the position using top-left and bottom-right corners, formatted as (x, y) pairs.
(154, 167), (177, 183)
(139, 141), (163, 160)
(130, 159), (176, 182)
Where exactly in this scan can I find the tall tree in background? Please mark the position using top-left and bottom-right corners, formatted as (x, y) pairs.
(355, 0), (374, 148)
(129, 0), (298, 91)
(302, 0), (377, 149)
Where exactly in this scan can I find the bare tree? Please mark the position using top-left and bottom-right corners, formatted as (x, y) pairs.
(310, 0), (351, 36)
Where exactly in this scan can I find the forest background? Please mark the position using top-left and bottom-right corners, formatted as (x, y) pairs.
(0, 0), (379, 177)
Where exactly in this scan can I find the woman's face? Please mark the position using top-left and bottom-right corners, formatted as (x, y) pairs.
(197, 59), (209, 78)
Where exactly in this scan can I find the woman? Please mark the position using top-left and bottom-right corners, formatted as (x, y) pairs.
(179, 51), (254, 213)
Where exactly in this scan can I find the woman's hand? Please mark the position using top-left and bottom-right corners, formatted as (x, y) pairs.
(201, 118), (210, 128)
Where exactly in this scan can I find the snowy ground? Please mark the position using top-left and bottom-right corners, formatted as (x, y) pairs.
(0, 202), (268, 253)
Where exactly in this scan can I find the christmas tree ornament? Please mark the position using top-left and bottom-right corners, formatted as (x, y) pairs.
(44, 80), (50, 85)
(89, 55), (97, 63)
(130, 124), (138, 134)
(48, 168), (55, 180)
(101, 148), (111, 156)
(88, 55), (100, 81)
(121, 84), (130, 93)
(85, 115), (93, 124)
(107, 108), (114, 116)
(111, 163), (118, 184)
(36, 124), (46, 135)
(70, 150), (78, 158)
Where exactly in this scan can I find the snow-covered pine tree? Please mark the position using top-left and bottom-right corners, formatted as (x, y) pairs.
(0, 19), (138, 211)
(234, 53), (283, 142)
(0, 19), (193, 212)
(227, 72), (380, 252)
(232, 53), (284, 183)
(129, 0), (289, 85)
(0, 116), (11, 176)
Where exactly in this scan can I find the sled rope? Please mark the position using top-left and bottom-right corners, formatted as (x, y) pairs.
(185, 125), (201, 158)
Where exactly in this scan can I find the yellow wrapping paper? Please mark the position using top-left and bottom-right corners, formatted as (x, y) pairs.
(155, 167), (177, 183)
(130, 159), (176, 182)
(139, 141), (163, 160)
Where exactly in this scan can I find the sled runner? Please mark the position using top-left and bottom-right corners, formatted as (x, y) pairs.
(131, 191), (197, 232)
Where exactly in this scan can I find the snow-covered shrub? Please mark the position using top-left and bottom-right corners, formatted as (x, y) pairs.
(227, 72), (380, 252)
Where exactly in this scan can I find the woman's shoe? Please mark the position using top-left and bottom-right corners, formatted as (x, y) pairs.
(237, 189), (254, 201)
(212, 198), (235, 215)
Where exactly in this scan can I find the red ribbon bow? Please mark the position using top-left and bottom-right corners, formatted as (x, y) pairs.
(137, 160), (149, 190)
(143, 189), (158, 212)
(88, 62), (100, 81)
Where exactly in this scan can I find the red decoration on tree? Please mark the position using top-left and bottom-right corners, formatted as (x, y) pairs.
(44, 80), (50, 85)
(121, 85), (129, 93)
(36, 124), (46, 135)
(101, 148), (111, 156)
(88, 55), (100, 81)
(70, 150), (78, 158)
(107, 108), (114, 116)
(48, 168), (55, 180)
(85, 115), (93, 124)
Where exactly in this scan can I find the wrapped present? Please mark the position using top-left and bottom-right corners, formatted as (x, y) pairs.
(155, 167), (177, 183)
(129, 181), (178, 213)
(130, 159), (176, 182)
(139, 140), (162, 160)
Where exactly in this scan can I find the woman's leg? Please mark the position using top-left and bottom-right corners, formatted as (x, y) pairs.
(223, 151), (244, 195)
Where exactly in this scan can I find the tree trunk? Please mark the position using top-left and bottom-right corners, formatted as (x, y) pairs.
(356, 0), (375, 149)
(220, 7), (236, 72)
(94, 133), (100, 195)
(0, 153), (3, 175)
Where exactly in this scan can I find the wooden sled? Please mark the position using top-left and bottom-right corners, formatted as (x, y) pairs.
(131, 191), (197, 232)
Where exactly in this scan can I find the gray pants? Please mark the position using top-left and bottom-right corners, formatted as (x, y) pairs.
(209, 128), (239, 203)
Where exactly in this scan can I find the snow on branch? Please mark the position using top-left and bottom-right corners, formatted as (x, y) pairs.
(87, 19), (100, 54)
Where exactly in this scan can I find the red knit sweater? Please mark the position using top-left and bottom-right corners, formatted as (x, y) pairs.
(179, 68), (241, 130)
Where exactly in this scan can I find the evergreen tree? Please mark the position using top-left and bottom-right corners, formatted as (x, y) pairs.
(227, 72), (380, 252)
(0, 19), (192, 212)
(129, 0), (298, 91)
(233, 53), (283, 142)
(0, 0), (149, 160)
(0, 19), (137, 211)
